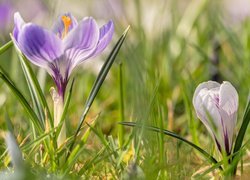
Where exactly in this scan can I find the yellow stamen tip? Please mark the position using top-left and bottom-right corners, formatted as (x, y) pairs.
(61, 15), (72, 38)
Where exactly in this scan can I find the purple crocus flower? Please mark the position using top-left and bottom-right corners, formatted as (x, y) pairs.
(0, 2), (11, 30)
(193, 81), (238, 155)
(13, 12), (114, 99)
(12, 12), (114, 146)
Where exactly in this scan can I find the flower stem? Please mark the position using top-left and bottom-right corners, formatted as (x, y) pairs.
(51, 87), (65, 147)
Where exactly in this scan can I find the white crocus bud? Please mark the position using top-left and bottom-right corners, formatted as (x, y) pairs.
(193, 81), (238, 155)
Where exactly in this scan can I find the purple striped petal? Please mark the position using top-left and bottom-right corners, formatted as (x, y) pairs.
(17, 23), (63, 69)
(13, 12), (25, 40)
(63, 17), (99, 72)
(93, 20), (114, 56)
(52, 13), (78, 39)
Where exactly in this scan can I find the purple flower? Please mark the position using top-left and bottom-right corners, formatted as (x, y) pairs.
(0, 2), (12, 30)
(193, 81), (238, 155)
(13, 12), (114, 98)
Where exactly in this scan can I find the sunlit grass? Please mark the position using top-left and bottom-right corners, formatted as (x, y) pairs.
(0, 0), (250, 179)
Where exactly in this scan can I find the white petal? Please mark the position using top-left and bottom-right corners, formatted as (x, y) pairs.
(193, 80), (239, 154)
(219, 81), (239, 116)
(193, 81), (226, 151)
(13, 12), (25, 40)
(219, 81), (239, 151)
(193, 81), (220, 111)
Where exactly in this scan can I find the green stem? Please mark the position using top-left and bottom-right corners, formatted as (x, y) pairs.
(118, 63), (125, 147)
(51, 88), (65, 147)
(232, 98), (250, 174)
(0, 41), (13, 55)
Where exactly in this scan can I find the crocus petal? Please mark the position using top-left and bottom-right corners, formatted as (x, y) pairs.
(219, 81), (239, 116)
(218, 109), (233, 153)
(13, 12), (25, 40)
(63, 17), (99, 72)
(219, 81), (238, 151)
(17, 23), (63, 69)
(195, 87), (224, 137)
(193, 81), (220, 104)
(193, 81), (221, 126)
(93, 20), (114, 56)
(193, 83), (224, 147)
(52, 13), (78, 38)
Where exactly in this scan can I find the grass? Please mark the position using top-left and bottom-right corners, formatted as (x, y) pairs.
(0, 0), (250, 179)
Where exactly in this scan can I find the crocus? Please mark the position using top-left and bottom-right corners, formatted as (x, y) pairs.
(12, 12), (114, 146)
(13, 12), (114, 98)
(193, 81), (238, 155)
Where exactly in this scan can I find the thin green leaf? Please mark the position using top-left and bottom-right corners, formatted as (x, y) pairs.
(78, 146), (107, 175)
(78, 147), (121, 176)
(232, 99), (250, 173)
(62, 120), (98, 174)
(233, 99), (250, 152)
(120, 121), (222, 170)
(181, 79), (199, 145)
(193, 162), (223, 178)
(0, 41), (13, 55)
(192, 150), (242, 178)
(21, 127), (57, 152)
(118, 63), (125, 147)
(67, 26), (130, 158)
(11, 34), (53, 127)
(77, 26), (130, 134)
(0, 71), (43, 133)
(20, 58), (45, 127)
(67, 123), (121, 177)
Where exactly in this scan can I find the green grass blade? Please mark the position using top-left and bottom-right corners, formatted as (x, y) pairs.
(21, 126), (58, 152)
(193, 161), (223, 178)
(181, 79), (199, 145)
(233, 99), (250, 152)
(0, 41), (13, 55)
(118, 63), (125, 147)
(77, 26), (130, 133)
(0, 71), (43, 133)
(67, 26), (130, 157)
(62, 120), (98, 175)
(232, 99), (250, 172)
(20, 58), (45, 126)
(11, 35), (53, 127)
(120, 121), (222, 170)
(60, 79), (74, 124)
(78, 146), (107, 175)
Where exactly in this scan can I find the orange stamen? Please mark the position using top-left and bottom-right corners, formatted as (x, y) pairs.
(61, 15), (72, 39)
